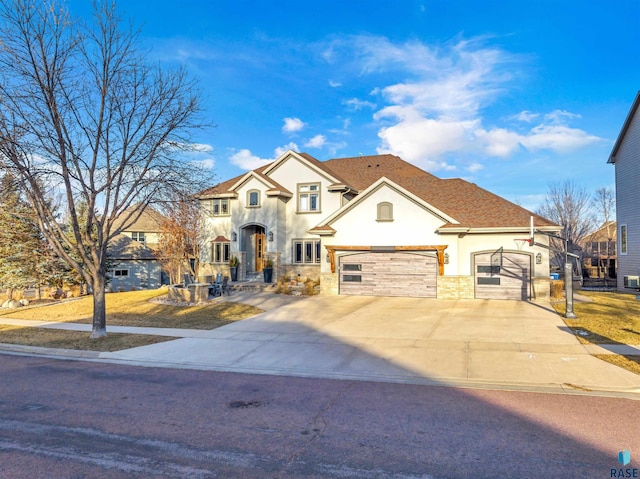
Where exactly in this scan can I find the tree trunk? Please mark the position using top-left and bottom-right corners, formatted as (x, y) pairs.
(90, 274), (107, 338)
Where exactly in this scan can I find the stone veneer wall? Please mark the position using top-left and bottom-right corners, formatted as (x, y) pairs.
(281, 264), (321, 282)
(320, 272), (339, 295)
(436, 276), (475, 299)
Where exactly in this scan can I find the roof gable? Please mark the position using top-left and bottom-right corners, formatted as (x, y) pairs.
(609, 91), (640, 164)
(312, 176), (459, 233)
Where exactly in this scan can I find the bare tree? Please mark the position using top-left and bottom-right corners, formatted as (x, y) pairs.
(157, 193), (203, 285)
(593, 187), (616, 281)
(537, 180), (594, 270)
(0, 0), (210, 337)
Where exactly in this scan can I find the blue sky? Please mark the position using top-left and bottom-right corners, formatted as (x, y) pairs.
(74, 0), (639, 211)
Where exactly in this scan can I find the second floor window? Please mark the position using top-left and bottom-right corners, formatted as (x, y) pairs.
(212, 198), (230, 216)
(131, 232), (145, 245)
(247, 190), (260, 207)
(298, 183), (320, 212)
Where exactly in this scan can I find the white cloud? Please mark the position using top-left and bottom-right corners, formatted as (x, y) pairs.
(345, 98), (376, 110)
(329, 80), (342, 87)
(325, 35), (603, 170)
(229, 149), (272, 170)
(305, 135), (326, 148)
(512, 111), (539, 123)
(274, 142), (300, 157)
(466, 162), (484, 173)
(282, 117), (305, 134)
(230, 143), (302, 170)
(190, 158), (215, 170)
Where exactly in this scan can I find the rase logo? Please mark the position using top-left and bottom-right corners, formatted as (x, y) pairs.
(611, 450), (638, 478)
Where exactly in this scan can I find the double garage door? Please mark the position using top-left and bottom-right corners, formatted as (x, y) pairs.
(474, 252), (531, 300)
(339, 252), (437, 298)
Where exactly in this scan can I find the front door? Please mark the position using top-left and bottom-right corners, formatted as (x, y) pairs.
(255, 232), (265, 272)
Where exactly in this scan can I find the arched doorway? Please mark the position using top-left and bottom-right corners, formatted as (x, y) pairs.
(241, 224), (266, 273)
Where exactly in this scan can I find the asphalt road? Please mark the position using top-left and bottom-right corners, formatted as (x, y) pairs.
(0, 353), (638, 478)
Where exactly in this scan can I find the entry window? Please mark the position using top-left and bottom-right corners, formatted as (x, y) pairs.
(212, 242), (231, 263)
(376, 202), (393, 222)
(298, 183), (320, 212)
(212, 199), (230, 216)
(620, 224), (627, 255)
(131, 232), (145, 245)
(113, 269), (129, 277)
(478, 277), (500, 285)
(247, 190), (260, 208)
(293, 239), (321, 263)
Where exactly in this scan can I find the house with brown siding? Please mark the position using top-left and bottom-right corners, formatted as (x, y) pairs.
(608, 91), (640, 291)
(198, 150), (559, 300)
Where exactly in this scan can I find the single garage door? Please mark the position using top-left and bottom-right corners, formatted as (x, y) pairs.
(474, 251), (530, 300)
(339, 252), (437, 298)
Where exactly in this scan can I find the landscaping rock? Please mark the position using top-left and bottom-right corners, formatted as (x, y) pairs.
(1, 300), (22, 309)
(19, 299), (29, 306)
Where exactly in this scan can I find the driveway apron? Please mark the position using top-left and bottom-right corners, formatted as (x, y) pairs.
(103, 294), (640, 394)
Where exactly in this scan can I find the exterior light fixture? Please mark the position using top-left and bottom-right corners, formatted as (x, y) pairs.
(231, 232), (237, 242)
(268, 231), (274, 242)
(536, 252), (542, 264)
(444, 253), (449, 264)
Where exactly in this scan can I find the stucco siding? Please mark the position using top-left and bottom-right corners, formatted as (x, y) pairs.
(614, 107), (640, 290)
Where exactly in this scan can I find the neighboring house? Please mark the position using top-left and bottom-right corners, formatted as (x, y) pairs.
(112, 205), (166, 250)
(608, 91), (640, 291)
(107, 234), (161, 291)
(582, 221), (617, 279)
(111, 205), (169, 286)
(197, 150), (559, 300)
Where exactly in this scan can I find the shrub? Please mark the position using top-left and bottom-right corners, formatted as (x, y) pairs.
(550, 280), (564, 299)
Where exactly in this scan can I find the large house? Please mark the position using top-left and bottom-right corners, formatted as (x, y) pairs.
(197, 150), (559, 300)
(107, 234), (162, 291)
(110, 205), (168, 288)
(608, 91), (640, 291)
(582, 221), (617, 279)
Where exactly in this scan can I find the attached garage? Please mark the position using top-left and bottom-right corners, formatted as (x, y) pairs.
(339, 252), (437, 298)
(474, 251), (531, 300)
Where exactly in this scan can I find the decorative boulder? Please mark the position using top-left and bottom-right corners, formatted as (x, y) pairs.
(1, 300), (22, 309)
(19, 299), (29, 306)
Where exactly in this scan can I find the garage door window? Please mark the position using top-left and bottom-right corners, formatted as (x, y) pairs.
(477, 265), (500, 274)
(343, 264), (362, 271)
(342, 275), (362, 282)
(478, 277), (500, 285)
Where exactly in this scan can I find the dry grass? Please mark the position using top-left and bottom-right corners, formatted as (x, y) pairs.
(0, 288), (263, 329)
(0, 324), (177, 352)
(552, 291), (640, 344)
(594, 354), (640, 375)
(552, 291), (640, 376)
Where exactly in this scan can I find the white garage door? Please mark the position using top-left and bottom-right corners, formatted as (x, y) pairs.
(474, 251), (530, 300)
(339, 252), (437, 298)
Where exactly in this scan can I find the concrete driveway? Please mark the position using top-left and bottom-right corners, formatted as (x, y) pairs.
(103, 293), (640, 395)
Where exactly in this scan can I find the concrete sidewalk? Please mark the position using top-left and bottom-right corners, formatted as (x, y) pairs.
(2, 292), (638, 397)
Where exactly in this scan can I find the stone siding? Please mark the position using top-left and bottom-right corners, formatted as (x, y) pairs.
(436, 276), (475, 299)
(320, 272), (338, 295)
